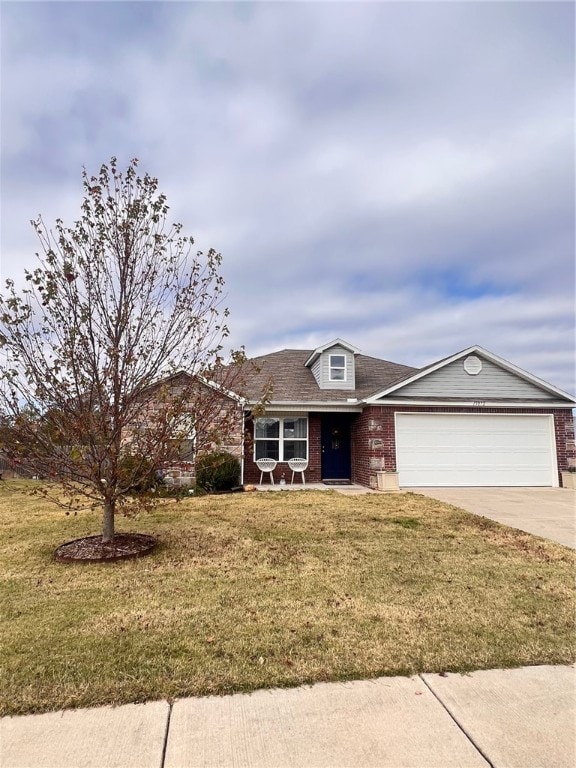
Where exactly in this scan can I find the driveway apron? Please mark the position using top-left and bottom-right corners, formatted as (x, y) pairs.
(412, 487), (575, 548)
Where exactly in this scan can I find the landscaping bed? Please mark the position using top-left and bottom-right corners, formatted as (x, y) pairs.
(1, 480), (574, 716)
(54, 533), (157, 563)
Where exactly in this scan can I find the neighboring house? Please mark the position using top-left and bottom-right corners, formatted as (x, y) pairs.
(0, 453), (33, 479)
(240, 339), (576, 489)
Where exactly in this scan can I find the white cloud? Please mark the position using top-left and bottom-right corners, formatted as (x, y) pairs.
(1, 1), (573, 394)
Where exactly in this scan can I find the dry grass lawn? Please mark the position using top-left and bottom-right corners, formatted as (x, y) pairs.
(1, 480), (574, 716)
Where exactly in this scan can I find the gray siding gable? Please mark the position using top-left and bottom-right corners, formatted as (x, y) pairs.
(384, 356), (557, 401)
(311, 357), (321, 383)
(310, 345), (356, 390)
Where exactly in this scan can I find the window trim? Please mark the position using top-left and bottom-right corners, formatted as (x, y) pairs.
(169, 414), (196, 461)
(329, 353), (346, 381)
(253, 415), (308, 462)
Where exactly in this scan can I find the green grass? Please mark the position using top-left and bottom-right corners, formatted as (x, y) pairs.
(1, 480), (574, 716)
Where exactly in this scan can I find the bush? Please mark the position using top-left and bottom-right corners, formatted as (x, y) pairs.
(195, 451), (240, 493)
(117, 453), (158, 494)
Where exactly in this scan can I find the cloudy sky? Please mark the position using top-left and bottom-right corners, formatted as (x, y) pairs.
(1, 1), (574, 393)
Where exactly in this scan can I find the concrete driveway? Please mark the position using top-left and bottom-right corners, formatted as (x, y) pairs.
(412, 487), (575, 548)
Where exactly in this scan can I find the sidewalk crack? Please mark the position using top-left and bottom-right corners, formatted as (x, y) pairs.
(160, 701), (173, 768)
(419, 675), (495, 768)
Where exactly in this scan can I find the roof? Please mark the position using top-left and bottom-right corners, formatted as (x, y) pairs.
(304, 338), (362, 368)
(243, 349), (417, 404)
(150, 343), (575, 409)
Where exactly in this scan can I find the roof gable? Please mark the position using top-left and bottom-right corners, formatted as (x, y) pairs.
(144, 370), (244, 403)
(305, 338), (362, 368)
(365, 346), (576, 404)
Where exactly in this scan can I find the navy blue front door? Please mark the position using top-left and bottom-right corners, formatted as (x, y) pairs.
(321, 416), (352, 480)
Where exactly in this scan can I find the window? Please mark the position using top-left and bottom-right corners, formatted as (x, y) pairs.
(254, 417), (279, 460)
(175, 438), (195, 461)
(169, 414), (196, 461)
(282, 417), (308, 460)
(254, 417), (308, 461)
(329, 354), (346, 381)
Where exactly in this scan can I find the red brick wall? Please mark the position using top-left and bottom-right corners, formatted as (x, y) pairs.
(308, 414), (322, 482)
(351, 408), (395, 487)
(353, 406), (574, 488)
(243, 414), (322, 484)
(125, 381), (244, 488)
(555, 410), (575, 478)
(243, 407), (574, 488)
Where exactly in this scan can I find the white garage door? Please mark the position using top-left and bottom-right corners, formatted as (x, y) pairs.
(395, 413), (556, 487)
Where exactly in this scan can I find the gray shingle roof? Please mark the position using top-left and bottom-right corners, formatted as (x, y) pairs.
(243, 349), (417, 404)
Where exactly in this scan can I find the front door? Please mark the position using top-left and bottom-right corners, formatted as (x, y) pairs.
(321, 415), (352, 481)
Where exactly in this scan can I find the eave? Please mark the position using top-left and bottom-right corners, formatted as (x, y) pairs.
(362, 398), (576, 409)
(245, 400), (363, 413)
(196, 374), (245, 404)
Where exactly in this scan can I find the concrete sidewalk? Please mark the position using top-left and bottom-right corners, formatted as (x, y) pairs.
(2, 665), (574, 768)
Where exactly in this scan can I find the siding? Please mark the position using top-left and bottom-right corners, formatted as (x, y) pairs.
(311, 357), (322, 387)
(392, 357), (556, 400)
(316, 346), (356, 390)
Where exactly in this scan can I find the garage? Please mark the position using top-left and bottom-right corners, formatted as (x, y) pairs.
(395, 413), (557, 487)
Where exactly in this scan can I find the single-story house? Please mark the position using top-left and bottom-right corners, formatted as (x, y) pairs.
(239, 339), (575, 489)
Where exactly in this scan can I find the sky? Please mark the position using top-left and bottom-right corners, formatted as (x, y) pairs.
(1, 0), (574, 394)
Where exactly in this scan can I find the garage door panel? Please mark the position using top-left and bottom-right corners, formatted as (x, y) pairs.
(396, 414), (555, 487)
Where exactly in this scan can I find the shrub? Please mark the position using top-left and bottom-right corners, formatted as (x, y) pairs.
(195, 451), (240, 493)
(117, 453), (158, 494)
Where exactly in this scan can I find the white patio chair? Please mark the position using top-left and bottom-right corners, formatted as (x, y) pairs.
(256, 458), (277, 485)
(288, 458), (308, 485)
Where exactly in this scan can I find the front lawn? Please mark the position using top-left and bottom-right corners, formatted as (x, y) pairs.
(1, 481), (574, 716)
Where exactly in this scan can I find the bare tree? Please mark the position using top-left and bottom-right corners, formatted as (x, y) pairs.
(0, 158), (247, 542)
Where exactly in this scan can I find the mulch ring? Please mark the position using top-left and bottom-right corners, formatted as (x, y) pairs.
(54, 533), (158, 563)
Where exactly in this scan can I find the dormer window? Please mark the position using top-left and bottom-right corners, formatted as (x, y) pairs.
(329, 354), (346, 381)
(305, 339), (359, 390)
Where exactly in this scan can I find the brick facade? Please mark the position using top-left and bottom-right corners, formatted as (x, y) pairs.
(353, 405), (575, 488)
(132, 378), (245, 487)
(243, 414), (322, 485)
(243, 406), (574, 488)
(163, 397), (244, 487)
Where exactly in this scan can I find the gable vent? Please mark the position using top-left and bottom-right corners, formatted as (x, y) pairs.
(463, 355), (483, 375)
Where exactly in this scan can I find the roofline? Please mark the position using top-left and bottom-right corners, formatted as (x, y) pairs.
(244, 397), (574, 412)
(364, 346), (576, 404)
(363, 399), (575, 409)
(146, 370), (245, 404)
(304, 338), (362, 368)
(196, 374), (245, 404)
(245, 400), (363, 413)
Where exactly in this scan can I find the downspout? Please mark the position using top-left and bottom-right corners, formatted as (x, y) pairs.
(240, 401), (246, 485)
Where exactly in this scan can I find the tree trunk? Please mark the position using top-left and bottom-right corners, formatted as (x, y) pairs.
(102, 499), (115, 542)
